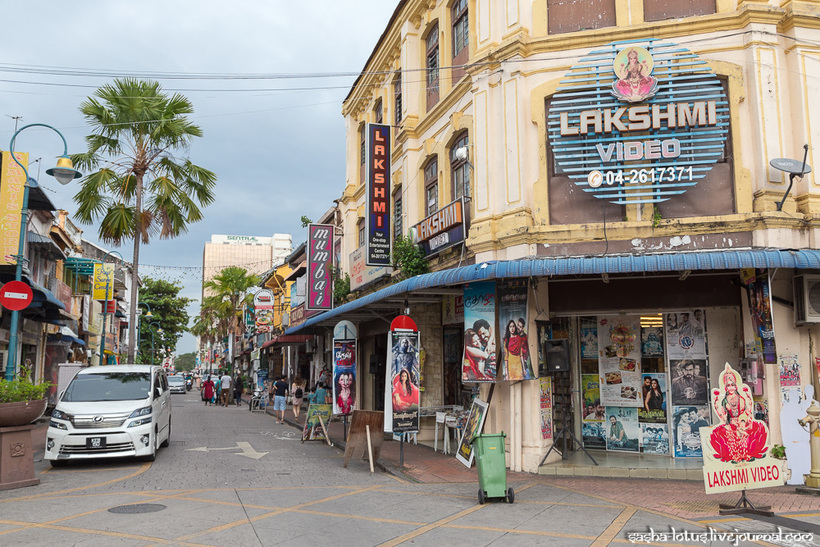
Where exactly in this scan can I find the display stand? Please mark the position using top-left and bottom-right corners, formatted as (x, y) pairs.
(718, 489), (774, 517)
(539, 409), (598, 466)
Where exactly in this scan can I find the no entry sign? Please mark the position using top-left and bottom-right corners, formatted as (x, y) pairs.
(0, 280), (33, 311)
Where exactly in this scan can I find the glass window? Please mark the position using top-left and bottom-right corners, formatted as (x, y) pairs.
(450, 133), (469, 200)
(452, 0), (468, 57)
(644, 0), (715, 22)
(394, 195), (403, 240)
(547, 0), (616, 35)
(394, 74), (402, 126)
(425, 158), (438, 216)
(375, 99), (383, 124)
(358, 221), (365, 248)
(426, 24), (440, 109)
(63, 373), (151, 402)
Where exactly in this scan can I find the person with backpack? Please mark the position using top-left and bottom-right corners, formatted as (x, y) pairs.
(291, 375), (305, 419)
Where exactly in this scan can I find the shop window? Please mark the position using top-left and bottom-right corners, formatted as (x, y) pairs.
(426, 23), (440, 110)
(374, 99), (383, 124)
(357, 219), (365, 248)
(450, 132), (469, 200)
(547, 0), (616, 35)
(394, 73), (402, 126)
(393, 195), (403, 240)
(424, 157), (439, 216)
(452, 0), (468, 82)
(644, 0), (715, 22)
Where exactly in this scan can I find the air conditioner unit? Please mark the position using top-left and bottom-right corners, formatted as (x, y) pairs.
(794, 275), (820, 324)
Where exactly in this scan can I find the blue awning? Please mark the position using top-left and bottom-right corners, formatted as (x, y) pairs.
(284, 249), (820, 333)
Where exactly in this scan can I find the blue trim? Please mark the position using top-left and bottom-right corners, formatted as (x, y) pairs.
(284, 249), (820, 334)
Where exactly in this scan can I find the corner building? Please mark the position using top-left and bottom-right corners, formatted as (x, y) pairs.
(302, 1), (820, 475)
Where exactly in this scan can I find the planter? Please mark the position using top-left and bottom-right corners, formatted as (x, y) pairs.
(0, 399), (47, 427)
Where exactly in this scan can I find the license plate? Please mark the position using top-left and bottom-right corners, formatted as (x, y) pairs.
(86, 437), (107, 449)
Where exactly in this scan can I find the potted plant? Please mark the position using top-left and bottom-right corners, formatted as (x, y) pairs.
(0, 364), (49, 427)
(770, 443), (787, 460)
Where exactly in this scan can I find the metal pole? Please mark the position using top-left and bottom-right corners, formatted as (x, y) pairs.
(150, 327), (155, 366)
(99, 280), (109, 365)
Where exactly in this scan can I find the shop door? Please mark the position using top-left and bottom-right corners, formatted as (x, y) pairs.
(373, 335), (386, 412)
(443, 327), (463, 405)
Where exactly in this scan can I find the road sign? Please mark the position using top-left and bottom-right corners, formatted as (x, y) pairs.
(0, 280), (33, 311)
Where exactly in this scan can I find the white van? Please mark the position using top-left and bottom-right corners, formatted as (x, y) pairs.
(45, 365), (172, 466)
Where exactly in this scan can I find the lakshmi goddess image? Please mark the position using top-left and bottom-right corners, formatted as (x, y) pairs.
(707, 364), (768, 463)
(611, 47), (659, 103)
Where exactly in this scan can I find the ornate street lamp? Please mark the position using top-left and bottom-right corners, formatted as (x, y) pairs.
(149, 322), (163, 366)
(5, 124), (81, 381)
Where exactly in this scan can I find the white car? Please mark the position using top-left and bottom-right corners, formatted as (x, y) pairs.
(167, 375), (186, 394)
(45, 365), (172, 466)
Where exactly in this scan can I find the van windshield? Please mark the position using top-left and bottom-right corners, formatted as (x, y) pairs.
(63, 373), (152, 402)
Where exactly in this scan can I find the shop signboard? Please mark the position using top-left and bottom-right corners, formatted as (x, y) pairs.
(462, 281), (498, 382)
(700, 364), (785, 493)
(92, 263), (115, 301)
(455, 397), (488, 468)
(253, 289), (274, 333)
(365, 123), (391, 266)
(547, 39), (728, 205)
(348, 246), (391, 291)
(412, 198), (466, 257)
(0, 151), (27, 267)
(497, 280), (535, 381)
(306, 224), (334, 311)
(332, 320), (357, 416)
(385, 315), (420, 434)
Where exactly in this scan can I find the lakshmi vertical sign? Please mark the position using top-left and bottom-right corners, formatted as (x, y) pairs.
(366, 123), (391, 266)
(306, 224), (333, 311)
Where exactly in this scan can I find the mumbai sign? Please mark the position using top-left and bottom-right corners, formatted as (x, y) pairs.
(366, 123), (391, 266)
(548, 39), (728, 205)
(306, 224), (333, 311)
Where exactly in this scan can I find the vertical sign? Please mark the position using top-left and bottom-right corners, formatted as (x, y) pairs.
(366, 123), (391, 266)
(386, 315), (420, 434)
(253, 288), (275, 332)
(333, 319), (357, 416)
(306, 224), (334, 311)
(0, 151), (28, 266)
(93, 263), (115, 301)
(462, 281), (498, 382)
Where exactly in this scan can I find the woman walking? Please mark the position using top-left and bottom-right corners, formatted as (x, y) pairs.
(202, 375), (215, 406)
(291, 375), (305, 419)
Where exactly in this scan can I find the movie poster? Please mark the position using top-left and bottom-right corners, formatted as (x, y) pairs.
(753, 399), (769, 426)
(672, 405), (710, 458)
(597, 315), (642, 407)
(582, 374), (604, 421)
(605, 407), (639, 452)
(670, 359), (709, 406)
(389, 330), (420, 434)
(301, 404), (332, 442)
(641, 327), (664, 357)
(498, 281), (535, 381)
(582, 421), (607, 449)
(332, 339), (356, 415)
(539, 377), (552, 439)
(779, 354), (801, 387)
(742, 269), (777, 365)
(638, 373), (667, 423)
(581, 321), (598, 359)
(462, 281), (497, 382)
(640, 424), (670, 455)
(665, 310), (707, 360)
(456, 397), (489, 468)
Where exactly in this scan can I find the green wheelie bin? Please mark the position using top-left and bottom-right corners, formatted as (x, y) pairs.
(472, 432), (514, 504)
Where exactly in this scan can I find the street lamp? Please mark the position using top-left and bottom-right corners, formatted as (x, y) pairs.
(136, 302), (153, 363)
(149, 322), (162, 366)
(5, 124), (81, 381)
(98, 250), (124, 366)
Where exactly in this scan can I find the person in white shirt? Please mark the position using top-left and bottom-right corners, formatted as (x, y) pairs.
(220, 372), (232, 407)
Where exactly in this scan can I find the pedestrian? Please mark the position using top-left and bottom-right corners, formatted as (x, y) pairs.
(233, 374), (244, 407)
(202, 375), (215, 406)
(311, 382), (329, 405)
(220, 370), (232, 407)
(291, 375), (305, 419)
(272, 375), (289, 424)
(213, 374), (222, 405)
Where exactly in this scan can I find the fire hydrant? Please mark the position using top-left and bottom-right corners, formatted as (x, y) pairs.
(798, 401), (820, 488)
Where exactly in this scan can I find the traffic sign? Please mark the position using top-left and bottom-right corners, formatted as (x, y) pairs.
(0, 281), (33, 311)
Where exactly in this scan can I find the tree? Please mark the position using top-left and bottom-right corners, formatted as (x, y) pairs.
(174, 352), (196, 372)
(136, 277), (193, 364)
(72, 78), (217, 362)
(202, 267), (260, 369)
(391, 234), (430, 280)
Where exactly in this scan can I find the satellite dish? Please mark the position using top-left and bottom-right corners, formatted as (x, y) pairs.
(770, 158), (812, 176)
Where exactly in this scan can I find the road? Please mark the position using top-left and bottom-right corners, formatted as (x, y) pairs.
(1, 390), (819, 546)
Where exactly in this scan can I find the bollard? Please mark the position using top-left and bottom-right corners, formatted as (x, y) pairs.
(798, 401), (820, 488)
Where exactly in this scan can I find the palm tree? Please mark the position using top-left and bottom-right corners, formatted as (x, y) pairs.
(203, 267), (260, 368)
(72, 78), (217, 362)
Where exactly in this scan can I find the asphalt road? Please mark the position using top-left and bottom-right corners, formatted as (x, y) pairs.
(1, 390), (819, 546)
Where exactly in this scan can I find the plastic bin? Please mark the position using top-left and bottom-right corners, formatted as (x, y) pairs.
(472, 432), (514, 504)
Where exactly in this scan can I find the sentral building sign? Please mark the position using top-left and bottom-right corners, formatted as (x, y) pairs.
(547, 39), (728, 205)
(211, 234), (272, 245)
(413, 199), (466, 257)
(366, 123), (391, 266)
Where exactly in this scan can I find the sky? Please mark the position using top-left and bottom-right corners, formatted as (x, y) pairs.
(0, 1), (400, 355)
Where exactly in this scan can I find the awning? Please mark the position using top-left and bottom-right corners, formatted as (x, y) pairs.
(27, 231), (65, 260)
(283, 249), (820, 334)
(27, 178), (56, 212)
(47, 326), (85, 346)
(283, 262), (306, 282)
(260, 334), (313, 349)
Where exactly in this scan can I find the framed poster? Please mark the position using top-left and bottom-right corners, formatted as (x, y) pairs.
(462, 282), (497, 382)
(498, 281), (534, 380)
(332, 339), (356, 415)
(605, 407), (639, 452)
(388, 317), (420, 434)
(455, 397), (489, 468)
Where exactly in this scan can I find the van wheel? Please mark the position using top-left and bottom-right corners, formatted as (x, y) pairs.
(160, 420), (170, 448)
(49, 459), (68, 468)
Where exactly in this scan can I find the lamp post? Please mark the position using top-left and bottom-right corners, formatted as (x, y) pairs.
(136, 302), (153, 363)
(5, 124), (81, 381)
(149, 322), (162, 366)
(98, 250), (124, 366)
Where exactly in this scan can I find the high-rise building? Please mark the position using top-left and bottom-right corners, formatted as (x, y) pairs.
(201, 234), (292, 300)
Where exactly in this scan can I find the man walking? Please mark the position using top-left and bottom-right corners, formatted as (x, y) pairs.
(272, 375), (289, 424)
(220, 370), (233, 407)
(233, 374), (244, 407)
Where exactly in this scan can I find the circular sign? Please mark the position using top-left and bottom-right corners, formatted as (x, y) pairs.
(0, 280), (33, 311)
(548, 39), (729, 205)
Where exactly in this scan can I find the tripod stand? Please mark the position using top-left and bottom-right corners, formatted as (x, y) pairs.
(540, 407), (598, 466)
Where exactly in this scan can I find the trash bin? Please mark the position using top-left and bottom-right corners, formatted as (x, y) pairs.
(472, 432), (514, 504)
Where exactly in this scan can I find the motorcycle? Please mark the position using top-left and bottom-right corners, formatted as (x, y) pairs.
(186, 378), (192, 391)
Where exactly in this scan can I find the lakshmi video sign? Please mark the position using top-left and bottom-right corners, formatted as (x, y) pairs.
(548, 39), (728, 204)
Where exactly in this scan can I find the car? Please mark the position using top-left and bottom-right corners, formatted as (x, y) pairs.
(44, 365), (172, 466)
(167, 375), (186, 394)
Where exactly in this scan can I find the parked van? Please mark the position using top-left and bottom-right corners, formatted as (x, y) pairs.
(45, 365), (172, 466)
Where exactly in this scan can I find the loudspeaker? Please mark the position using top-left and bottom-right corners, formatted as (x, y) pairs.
(541, 339), (570, 374)
(369, 354), (383, 374)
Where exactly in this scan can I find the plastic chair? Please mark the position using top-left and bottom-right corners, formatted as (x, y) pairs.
(435, 412), (446, 453)
(445, 414), (461, 454)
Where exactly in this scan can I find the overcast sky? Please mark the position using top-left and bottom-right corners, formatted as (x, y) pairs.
(0, 1), (399, 355)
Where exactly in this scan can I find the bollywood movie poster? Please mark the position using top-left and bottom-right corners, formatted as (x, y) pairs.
(498, 281), (535, 381)
(638, 373), (667, 424)
(462, 281), (497, 382)
(301, 404), (333, 442)
(539, 377), (553, 439)
(665, 310), (707, 360)
(779, 354), (801, 387)
(332, 339), (357, 416)
(597, 315), (642, 407)
(605, 407), (639, 452)
(640, 327), (664, 357)
(670, 359), (709, 406)
(581, 374), (604, 422)
(640, 423), (670, 455)
(390, 330), (420, 434)
(742, 269), (777, 364)
(582, 421), (607, 449)
(700, 364), (785, 493)
(753, 398), (769, 426)
(580, 321), (598, 359)
(456, 397), (489, 468)
(672, 405), (710, 458)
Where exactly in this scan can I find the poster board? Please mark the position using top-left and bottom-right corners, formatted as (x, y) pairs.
(302, 403), (332, 442)
(387, 316), (420, 434)
(455, 397), (489, 468)
(343, 410), (385, 468)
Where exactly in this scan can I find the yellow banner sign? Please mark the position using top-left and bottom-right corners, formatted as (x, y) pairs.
(93, 263), (115, 301)
(0, 151), (28, 266)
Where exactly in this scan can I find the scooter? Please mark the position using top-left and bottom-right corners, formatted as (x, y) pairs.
(186, 378), (192, 391)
